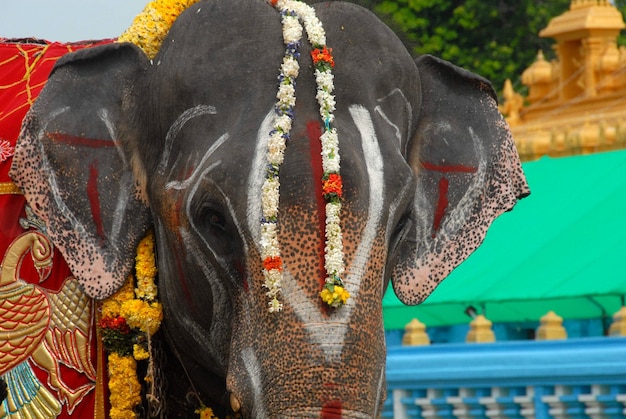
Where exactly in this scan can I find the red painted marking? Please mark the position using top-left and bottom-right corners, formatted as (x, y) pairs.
(422, 161), (477, 173)
(87, 160), (105, 240)
(172, 246), (195, 308)
(48, 131), (114, 148)
(432, 177), (449, 237)
(423, 161), (477, 236)
(321, 399), (343, 419)
(306, 120), (331, 316)
(306, 121), (327, 292)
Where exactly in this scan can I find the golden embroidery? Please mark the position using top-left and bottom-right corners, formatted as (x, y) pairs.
(0, 182), (21, 195)
(0, 231), (96, 415)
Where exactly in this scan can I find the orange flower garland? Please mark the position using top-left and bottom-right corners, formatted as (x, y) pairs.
(322, 173), (343, 200)
(262, 0), (350, 312)
(311, 46), (335, 69)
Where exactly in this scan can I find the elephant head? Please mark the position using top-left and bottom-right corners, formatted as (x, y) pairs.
(10, 0), (529, 416)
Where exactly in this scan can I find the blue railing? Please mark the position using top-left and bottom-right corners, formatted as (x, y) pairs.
(383, 337), (626, 418)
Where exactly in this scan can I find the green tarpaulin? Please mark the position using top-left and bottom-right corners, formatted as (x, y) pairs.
(383, 149), (626, 329)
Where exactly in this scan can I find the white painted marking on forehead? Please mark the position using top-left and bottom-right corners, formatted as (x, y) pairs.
(184, 164), (249, 287)
(374, 363), (385, 416)
(158, 104), (217, 173)
(282, 105), (386, 363)
(97, 108), (126, 165)
(412, 126), (486, 247)
(246, 109), (275, 244)
(385, 180), (412, 244)
(97, 108), (131, 245)
(38, 106), (122, 252)
(439, 127), (486, 237)
(374, 88), (412, 149)
(165, 133), (228, 190)
(242, 347), (268, 418)
(345, 104), (385, 302)
(179, 228), (229, 368)
(39, 106), (70, 135)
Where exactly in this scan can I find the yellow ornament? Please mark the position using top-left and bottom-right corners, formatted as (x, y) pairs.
(118, 0), (201, 58)
(107, 353), (142, 419)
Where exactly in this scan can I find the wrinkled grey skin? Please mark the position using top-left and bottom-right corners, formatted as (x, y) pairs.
(10, 0), (529, 416)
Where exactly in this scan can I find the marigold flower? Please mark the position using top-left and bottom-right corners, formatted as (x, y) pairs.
(322, 173), (343, 199)
(107, 353), (141, 419)
(263, 256), (283, 271)
(133, 344), (150, 361)
(311, 46), (334, 68)
(195, 405), (220, 419)
(320, 283), (350, 308)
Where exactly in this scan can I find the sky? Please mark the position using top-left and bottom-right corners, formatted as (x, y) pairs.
(1, 0), (148, 42)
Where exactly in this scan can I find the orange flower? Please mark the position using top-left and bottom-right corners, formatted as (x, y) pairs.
(322, 173), (343, 198)
(311, 46), (334, 68)
(263, 256), (283, 271)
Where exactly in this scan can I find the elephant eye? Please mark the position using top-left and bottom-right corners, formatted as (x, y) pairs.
(196, 201), (227, 233)
(206, 209), (226, 230)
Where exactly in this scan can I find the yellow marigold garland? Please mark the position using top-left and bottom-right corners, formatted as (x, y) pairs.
(100, 231), (162, 418)
(195, 406), (220, 419)
(107, 353), (142, 419)
(118, 0), (201, 58)
(102, 1), (214, 417)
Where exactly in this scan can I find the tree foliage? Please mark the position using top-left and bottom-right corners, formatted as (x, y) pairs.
(349, 0), (626, 96)
(367, 0), (573, 94)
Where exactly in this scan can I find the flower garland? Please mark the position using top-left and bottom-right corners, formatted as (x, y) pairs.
(100, 1), (195, 415)
(99, 232), (162, 419)
(118, 0), (200, 58)
(262, 0), (349, 312)
(195, 405), (221, 419)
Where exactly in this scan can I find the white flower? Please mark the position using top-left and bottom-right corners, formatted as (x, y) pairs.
(325, 201), (341, 223)
(264, 269), (282, 293)
(321, 129), (340, 172)
(304, 19), (326, 46)
(264, 0), (347, 311)
(268, 297), (283, 313)
(315, 69), (334, 92)
(287, 1), (326, 45)
(268, 131), (287, 164)
(320, 128), (338, 149)
(325, 246), (344, 277)
(260, 222), (281, 258)
(261, 178), (280, 218)
(277, 82), (296, 108)
(316, 90), (336, 113)
(324, 202), (344, 276)
(323, 155), (340, 173)
(281, 56), (300, 78)
(282, 15), (302, 44)
(275, 114), (293, 132)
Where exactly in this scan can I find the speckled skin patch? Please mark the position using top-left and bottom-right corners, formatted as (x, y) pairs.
(389, 55), (530, 306)
(10, 0), (528, 416)
(9, 44), (152, 300)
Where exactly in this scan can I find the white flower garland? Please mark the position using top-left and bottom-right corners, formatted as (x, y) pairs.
(261, 0), (348, 312)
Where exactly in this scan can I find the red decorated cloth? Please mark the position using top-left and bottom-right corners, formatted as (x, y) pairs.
(0, 38), (112, 418)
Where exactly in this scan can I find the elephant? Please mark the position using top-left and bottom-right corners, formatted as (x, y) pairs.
(10, 0), (529, 417)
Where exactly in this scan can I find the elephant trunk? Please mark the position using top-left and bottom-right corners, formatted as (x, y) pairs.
(227, 291), (387, 417)
(228, 164), (390, 417)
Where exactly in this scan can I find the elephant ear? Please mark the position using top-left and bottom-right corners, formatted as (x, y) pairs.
(390, 55), (530, 305)
(10, 42), (152, 300)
